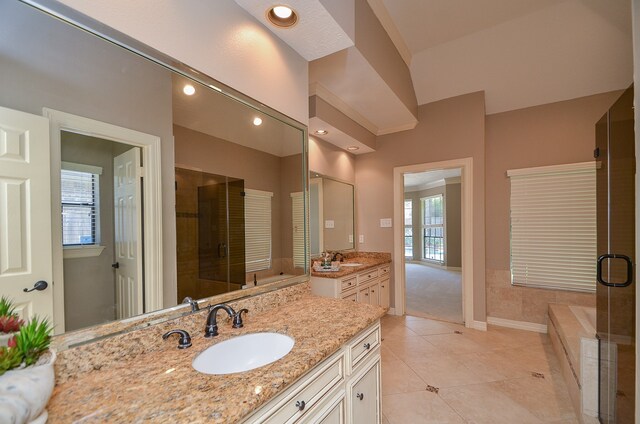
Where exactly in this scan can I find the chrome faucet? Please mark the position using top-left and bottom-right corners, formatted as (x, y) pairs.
(204, 304), (248, 337)
(182, 296), (200, 312)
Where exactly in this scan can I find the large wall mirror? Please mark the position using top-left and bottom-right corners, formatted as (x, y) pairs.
(309, 172), (355, 256)
(0, 0), (308, 344)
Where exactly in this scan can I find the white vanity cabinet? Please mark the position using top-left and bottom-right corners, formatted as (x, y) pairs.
(311, 264), (390, 310)
(242, 322), (381, 424)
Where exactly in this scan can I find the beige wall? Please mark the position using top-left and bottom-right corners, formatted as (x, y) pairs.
(57, 0), (308, 124)
(485, 91), (622, 324)
(356, 91), (486, 321)
(309, 137), (357, 183)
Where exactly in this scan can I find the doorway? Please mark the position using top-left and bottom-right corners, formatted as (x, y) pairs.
(403, 168), (463, 323)
(393, 158), (474, 328)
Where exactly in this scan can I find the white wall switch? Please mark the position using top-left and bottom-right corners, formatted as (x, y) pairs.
(380, 218), (392, 228)
(348, 235), (353, 243)
(359, 235), (364, 243)
(324, 220), (335, 229)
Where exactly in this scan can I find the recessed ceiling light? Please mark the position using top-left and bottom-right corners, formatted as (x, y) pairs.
(266, 5), (298, 28)
(183, 84), (196, 96)
(314, 129), (328, 135)
(347, 146), (360, 151)
(253, 117), (263, 126)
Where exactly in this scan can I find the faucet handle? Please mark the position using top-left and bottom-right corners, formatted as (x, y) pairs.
(233, 309), (249, 328)
(162, 329), (192, 349)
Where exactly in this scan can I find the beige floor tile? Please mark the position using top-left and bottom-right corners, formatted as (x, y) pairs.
(381, 359), (427, 395)
(382, 324), (420, 340)
(403, 317), (461, 335)
(382, 334), (441, 362)
(383, 391), (465, 424)
(458, 349), (531, 380)
(439, 382), (544, 424)
(422, 332), (488, 354)
(405, 354), (495, 388)
(380, 344), (400, 365)
(381, 413), (390, 424)
(493, 374), (577, 422)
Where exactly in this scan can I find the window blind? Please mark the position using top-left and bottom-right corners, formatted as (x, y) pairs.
(291, 192), (306, 269)
(61, 164), (102, 246)
(244, 189), (273, 273)
(508, 162), (596, 292)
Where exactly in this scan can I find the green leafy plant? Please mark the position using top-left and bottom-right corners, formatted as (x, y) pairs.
(13, 317), (52, 367)
(0, 345), (23, 375)
(0, 296), (18, 318)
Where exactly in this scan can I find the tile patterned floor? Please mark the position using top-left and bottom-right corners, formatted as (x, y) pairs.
(380, 314), (579, 423)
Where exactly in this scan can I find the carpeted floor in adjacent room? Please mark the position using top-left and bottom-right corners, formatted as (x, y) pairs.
(405, 263), (462, 323)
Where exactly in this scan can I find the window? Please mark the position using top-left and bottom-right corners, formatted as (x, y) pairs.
(404, 200), (413, 258)
(244, 189), (273, 273)
(422, 195), (444, 262)
(509, 162), (596, 292)
(61, 162), (102, 246)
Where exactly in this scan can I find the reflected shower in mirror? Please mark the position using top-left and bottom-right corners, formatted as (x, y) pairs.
(309, 172), (355, 256)
(0, 0), (307, 340)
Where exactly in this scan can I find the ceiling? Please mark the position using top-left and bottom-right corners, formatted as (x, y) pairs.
(237, 0), (633, 148)
(404, 169), (461, 192)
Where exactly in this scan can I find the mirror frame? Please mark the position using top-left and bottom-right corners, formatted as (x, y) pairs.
(18, 0), (310, 348)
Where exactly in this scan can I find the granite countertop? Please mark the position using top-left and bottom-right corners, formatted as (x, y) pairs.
(47, 295), (385, 423)
(311, 253), (391, 279)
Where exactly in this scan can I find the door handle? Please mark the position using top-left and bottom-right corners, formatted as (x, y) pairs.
(217, 243), (222, 258)
(597, 254), (633, 287)
(112, 262), (120, 269)
(24, 280), (48, 292)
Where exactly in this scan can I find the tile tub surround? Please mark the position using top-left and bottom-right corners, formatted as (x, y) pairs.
(311, 252), (391, 279)
(47, 293), (386, 423)
(548, 304), (598, 421)
(486, 269), (596, 325)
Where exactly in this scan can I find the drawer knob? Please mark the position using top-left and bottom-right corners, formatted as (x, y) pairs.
(363, 342), (371, 350)
(295, 400), (306, 411)
(356, 393), (364, 401)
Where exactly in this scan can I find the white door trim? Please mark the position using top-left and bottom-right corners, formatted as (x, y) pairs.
(43, 108), (163, 333)
(393, 157), (474, 328)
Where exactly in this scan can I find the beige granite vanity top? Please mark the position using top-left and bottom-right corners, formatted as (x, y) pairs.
(48, 294), (385, 423)
(311, 252), (391, 279)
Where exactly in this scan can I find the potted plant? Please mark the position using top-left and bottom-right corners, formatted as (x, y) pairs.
(0, 316), (55, 424)
(0, 296), (24, 347)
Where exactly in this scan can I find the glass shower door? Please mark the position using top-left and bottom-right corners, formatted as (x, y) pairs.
(596, 86), (635, 423)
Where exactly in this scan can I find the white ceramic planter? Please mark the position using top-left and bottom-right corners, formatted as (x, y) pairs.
(0, 350), (56, 424)
(0, 333), (16, 347)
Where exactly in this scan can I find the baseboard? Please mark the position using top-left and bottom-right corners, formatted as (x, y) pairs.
(446, 266), (462, 271)
(470, 320), (487, 331)
(387, 307), (397, 315)
(487, 316), (548, 333)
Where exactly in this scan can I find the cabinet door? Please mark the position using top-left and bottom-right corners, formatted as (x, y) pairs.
(368, 281), (380, 306)
(379, 278), (390, 309)
(358, 286), (370, 304)
(350, 359), (381, 424)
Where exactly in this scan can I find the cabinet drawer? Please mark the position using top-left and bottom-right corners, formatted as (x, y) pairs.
(262, 353), (345, 424)
(379, 266), (390, 277)
(341, 289), (357, 303)
(348, 324), (380, 370)
(357, 269), (378, 284)
(299, 389), (345, 424)
(340, 276), (357, 292)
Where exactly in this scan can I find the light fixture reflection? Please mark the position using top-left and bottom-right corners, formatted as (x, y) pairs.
(253, 117), (263, 126)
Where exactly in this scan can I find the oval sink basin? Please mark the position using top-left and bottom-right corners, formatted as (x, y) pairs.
(193, 332), (294, 375)
(340, 263), (363, 267)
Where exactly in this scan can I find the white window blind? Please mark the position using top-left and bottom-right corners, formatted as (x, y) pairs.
(244, 189), (273, 273)
(61, 162), (102, 246)
(291, 192), (306, 269)
(508, 162), (596, 292)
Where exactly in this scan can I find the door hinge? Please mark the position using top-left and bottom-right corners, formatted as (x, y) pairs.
(137, 166), (145, 178)
(593, 147), (600, 158)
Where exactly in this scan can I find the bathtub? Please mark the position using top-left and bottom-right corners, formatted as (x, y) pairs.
(548, 304), (598, 422)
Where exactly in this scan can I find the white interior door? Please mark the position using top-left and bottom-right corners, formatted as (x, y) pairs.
(0, 106), (53, 322)
(114, 147), (142, 319)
